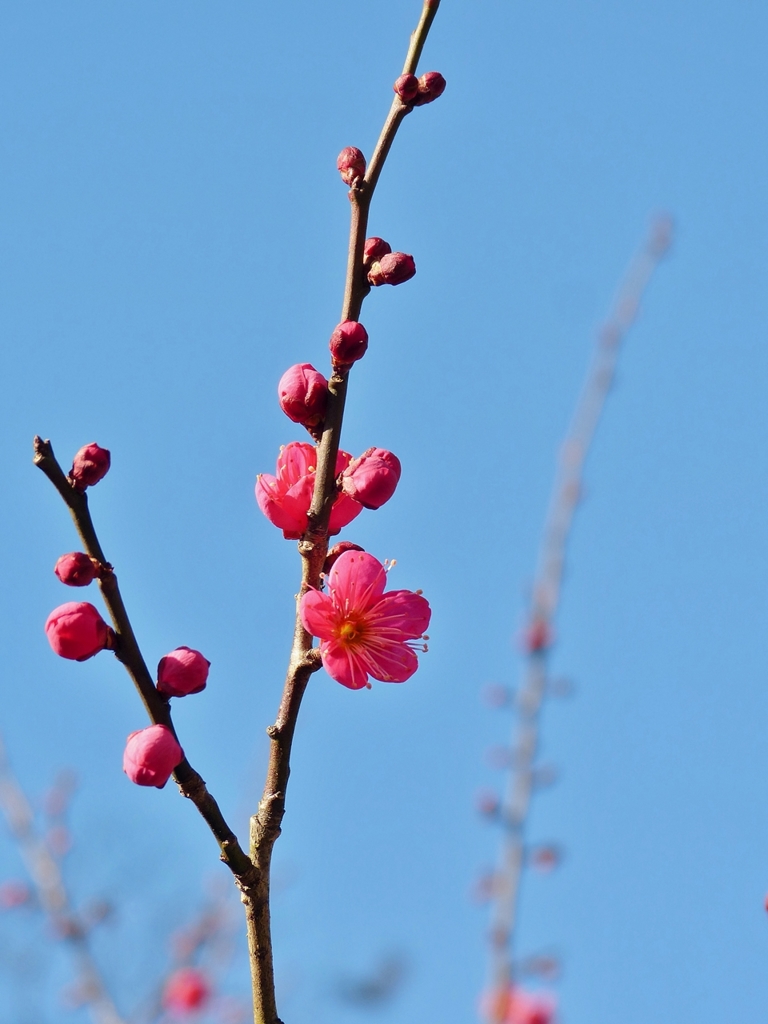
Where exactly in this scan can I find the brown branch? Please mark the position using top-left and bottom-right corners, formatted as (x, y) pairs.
(0, 737), (126, 1024)
(32, 437), (254, 883)
(244, 3), (444, 1022)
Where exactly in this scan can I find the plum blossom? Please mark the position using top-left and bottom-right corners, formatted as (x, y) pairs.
(300, 550), (431, 690)
(482, 986), (556, 1024)
(256, 442), (363, 539)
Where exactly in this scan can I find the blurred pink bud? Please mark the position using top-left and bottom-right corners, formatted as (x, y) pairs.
(367, 252), (416, 287)
(475, 790), (500, 817)
(54, 552), (97, 587)
(393, 73), (420, 102)
(341, 448), (401, 509)
(278, 363), (329, 427)
(0, 881), (31, 909)
(163, 967), (211, 1016)
(324, 541), (365, 575)
(481, 986), (556, 1024)
(337, 146), (366, 186)
(256, 442), (363, 539)
(482, 684), (512, 709)
(123, 725), (183, 788)
(413, 71), (446, 106)
(329, 320), (369, 368)
(363, 236), (392, 266)
(523, 618), (552, 653)
(69, 443), (111, 491)
(530, 845), (561, 872)
(46, 825), (72, 858)
(157, 647), (210, 697)
(45, 602), (113, 661)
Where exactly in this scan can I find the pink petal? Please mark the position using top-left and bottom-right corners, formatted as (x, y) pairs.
(280, 474), (315, 529)
(356, 637), (419, 683)
(368, 590), (431, 639)
(328, 551), (387, 614)
(300, 589), (338, 641)
(255, 476), (307, 535)
(277, 442), (316, 485)
(328, 493), (364, 534)
(320, 640), (370, 689)
(334, 449), (354, 474)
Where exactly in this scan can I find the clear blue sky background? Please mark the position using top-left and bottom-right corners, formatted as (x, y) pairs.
(1, 1), (767, 1022)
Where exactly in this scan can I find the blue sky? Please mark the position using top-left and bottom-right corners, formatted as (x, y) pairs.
(1, 1), (768, 1022)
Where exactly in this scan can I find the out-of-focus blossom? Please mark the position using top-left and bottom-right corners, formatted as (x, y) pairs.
(123, 725), (183, 788)
(482, 985), (556, 1024)
(522, 617), (552, 653)
(162, 967), (211, 1016)
(54, 552), (97, 587)
(45, 602), (113, 661)
(367, 252), (416, 286)
(341, 448), (401, 509)
(69, 443), (111, 491)
(300, 550), (430, 690)
(0, 881), (31, 909)
(337, 146), (366, 186)
(329, 320), (369, 368)
(256, 442), (363, 539)
(278, 363), (328, 427)
(157, 647), (211, 697)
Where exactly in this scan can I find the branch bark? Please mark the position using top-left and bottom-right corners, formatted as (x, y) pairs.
(245, 3), (443, 1022)
(33, 437), (255, 885)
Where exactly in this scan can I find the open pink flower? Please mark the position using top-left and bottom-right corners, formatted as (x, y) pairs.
(255, 442), (363, 539)
(300, 550), (431, 690)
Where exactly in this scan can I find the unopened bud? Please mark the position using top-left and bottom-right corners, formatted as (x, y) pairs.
(323, 541), (365, 576)
(329, 320), (369, 368)
(278, 363), (328, 426)
(163, 967), (211, 1015)
(337, 146), (366, 186)
(341, 448), (401, 509)
(69, 443), (111, 491)
(54, 552), (98, 587)
(363, 237), (392, 266)
(367, 252), (416, 287)
(45, 602), (113, 661)
(157, 646), (210, 697)
(123, 725), (183, 788)
(413, 71), (446, 106)
(393, 73), (420, 103)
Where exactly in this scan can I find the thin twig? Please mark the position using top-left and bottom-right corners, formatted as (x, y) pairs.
(247, 4), (443, 1022)
(32, 437), (255, 884)
(485, 217), (673, 999)
(0, 737), (126, 1024)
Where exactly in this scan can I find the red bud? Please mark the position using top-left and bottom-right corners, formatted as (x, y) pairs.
(329, 320), (369, 368)
(413, 71), (446, 106)
(393, 73), (420, 103)
(69, 443), (111, 491)
(337, 146), (366, 186)
(367, 252), (416, 287)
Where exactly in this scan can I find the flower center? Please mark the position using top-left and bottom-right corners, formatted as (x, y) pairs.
(337, 619), (364, 645)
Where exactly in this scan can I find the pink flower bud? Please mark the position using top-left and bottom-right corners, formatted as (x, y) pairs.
(123, 724), (183, 788)
(341, 448), (401, 509)
(323, 540), (365, 575)
(45, 602), (113, 661)
(329, 320), (369, 368)
(69, 443), (111, 491)
(367, 252), (416, 287)
(278, 363), (329, 426)
(337, 146), (366, 186)
(363, 237), (392, 266)
(163, 967), (211, 1015)
(413, 71), (446, 106)
(157, 646), (210, 697)
(0, 881), (31, 909)
(393, 73), (420, 103)
(54, 552), (97, 587)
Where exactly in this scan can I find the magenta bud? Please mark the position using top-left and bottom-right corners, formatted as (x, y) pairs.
(341, 448), (401, 509)
(69, 443), (111, 491)
(336, 146), (366, 186)
(45, 601), (113, 661)
(393, 73), (420, 103)
(413, 71), (446, 106)
(329, 320), (369, 368)
(157, 646), (210, 697)
(323, 540), (365, 576)
(367, 252), (416, 287)
(278, 363), (329, 427)
(363, 237), (392, 266)
(54, 552), (97, 587)
(123, 725), (183, 788)
(163, 968), (211, 1015)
